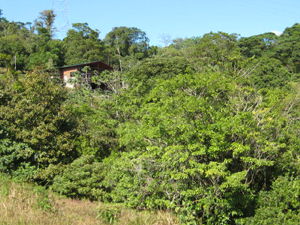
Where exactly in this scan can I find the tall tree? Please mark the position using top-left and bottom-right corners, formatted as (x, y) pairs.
(104, 26), (149, 70)
(275, 23), (300, 73)
(63, 23), (105, 65)
(237, 32), (278, 58)
(191, 32), (243, 74)
(34, 9), (56, 36)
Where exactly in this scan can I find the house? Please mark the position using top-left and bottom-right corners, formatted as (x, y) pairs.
(57, 60), (113, 89)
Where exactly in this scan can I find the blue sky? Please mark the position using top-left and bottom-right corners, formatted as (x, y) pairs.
(1, 0), (299, 46)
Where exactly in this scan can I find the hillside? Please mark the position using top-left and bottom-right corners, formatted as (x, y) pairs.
(1, 9), (300, 224)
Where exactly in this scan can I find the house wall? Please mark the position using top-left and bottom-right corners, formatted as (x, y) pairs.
(61, 66), (77, 79)
(61, 66), (77, 88)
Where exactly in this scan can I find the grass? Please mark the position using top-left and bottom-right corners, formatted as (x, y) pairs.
(0, 175), (179, 225)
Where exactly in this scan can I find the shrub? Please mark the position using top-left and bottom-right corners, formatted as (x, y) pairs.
(51, 155), (106, 201)
(0, 138), (37, 181)
(241, 176), (300, 224)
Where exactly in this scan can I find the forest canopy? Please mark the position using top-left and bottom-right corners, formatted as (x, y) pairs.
(1, 9), (300, 224)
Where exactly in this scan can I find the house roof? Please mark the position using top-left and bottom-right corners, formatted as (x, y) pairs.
(57, 60), (113, 70)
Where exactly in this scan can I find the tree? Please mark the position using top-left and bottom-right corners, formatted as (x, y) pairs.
(191, 32), (243, 74)
(104, 26), (149, 70)
(0, 19), (30, 70)
(274, 23), (300, 73)
(246, 57), (292, 89)
(0, 9), (64, 71)
(34, 9), (56, 36)
(100, 65), (300, 223)
(245, 176), (300, 224)
(237, 32), (278, 58)
(0, 53), (12, 70)
(63, 23), (105, 65)
(25, 36), (64, 70)
(105, 26), (149, 57)
(51, 155), (105, 200)
(0, 70), (79, 180)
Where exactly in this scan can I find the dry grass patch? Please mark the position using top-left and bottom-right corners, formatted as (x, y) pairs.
(0, 176), (179, 225)
(0, 178), (101, 225)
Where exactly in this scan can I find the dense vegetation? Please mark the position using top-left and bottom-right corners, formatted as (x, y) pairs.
(1, 9), (300, 224)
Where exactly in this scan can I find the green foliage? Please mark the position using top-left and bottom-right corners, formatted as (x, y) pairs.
(0, 52), (12, 69)
(51, 155), (106, 201)
(275, 23), (300, 73)
(33, 185), (54, 212)
(64, 87), (119, 159)
(0, 10), (64, 71)
(124, 55), (191, 100)
(100, 67), (300, 223)
(129, 55), (190, 82)
(0, 70), (79, 181)
(3, 9), (300, 224)
(105, 26), (149, 58)
(92, 70), (128, 94)
(97, 205), (122, 224)
(0, 174), (10, 197)
(238, 23), (300, 74)
(34, 9), (56, 35)
(238, 32), (278, 58)
(246, 57), (292, 89)
(191, 32), (243, 74)
(104, 26), (150, 70)
(26, 39), (64, 70)
(243, 176), (300, 225)
(0, 138), (37, 181)
(63, 23), (105, 65)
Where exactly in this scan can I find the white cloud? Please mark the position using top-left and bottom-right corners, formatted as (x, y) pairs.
(271, 30), (283, 36)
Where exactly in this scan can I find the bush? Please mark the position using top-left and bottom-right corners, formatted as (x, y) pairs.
(51, 155), (106, 201)
(0, 138), (37, 181)
(97, 204), (122, 224)
(241, 176), (300, 225)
